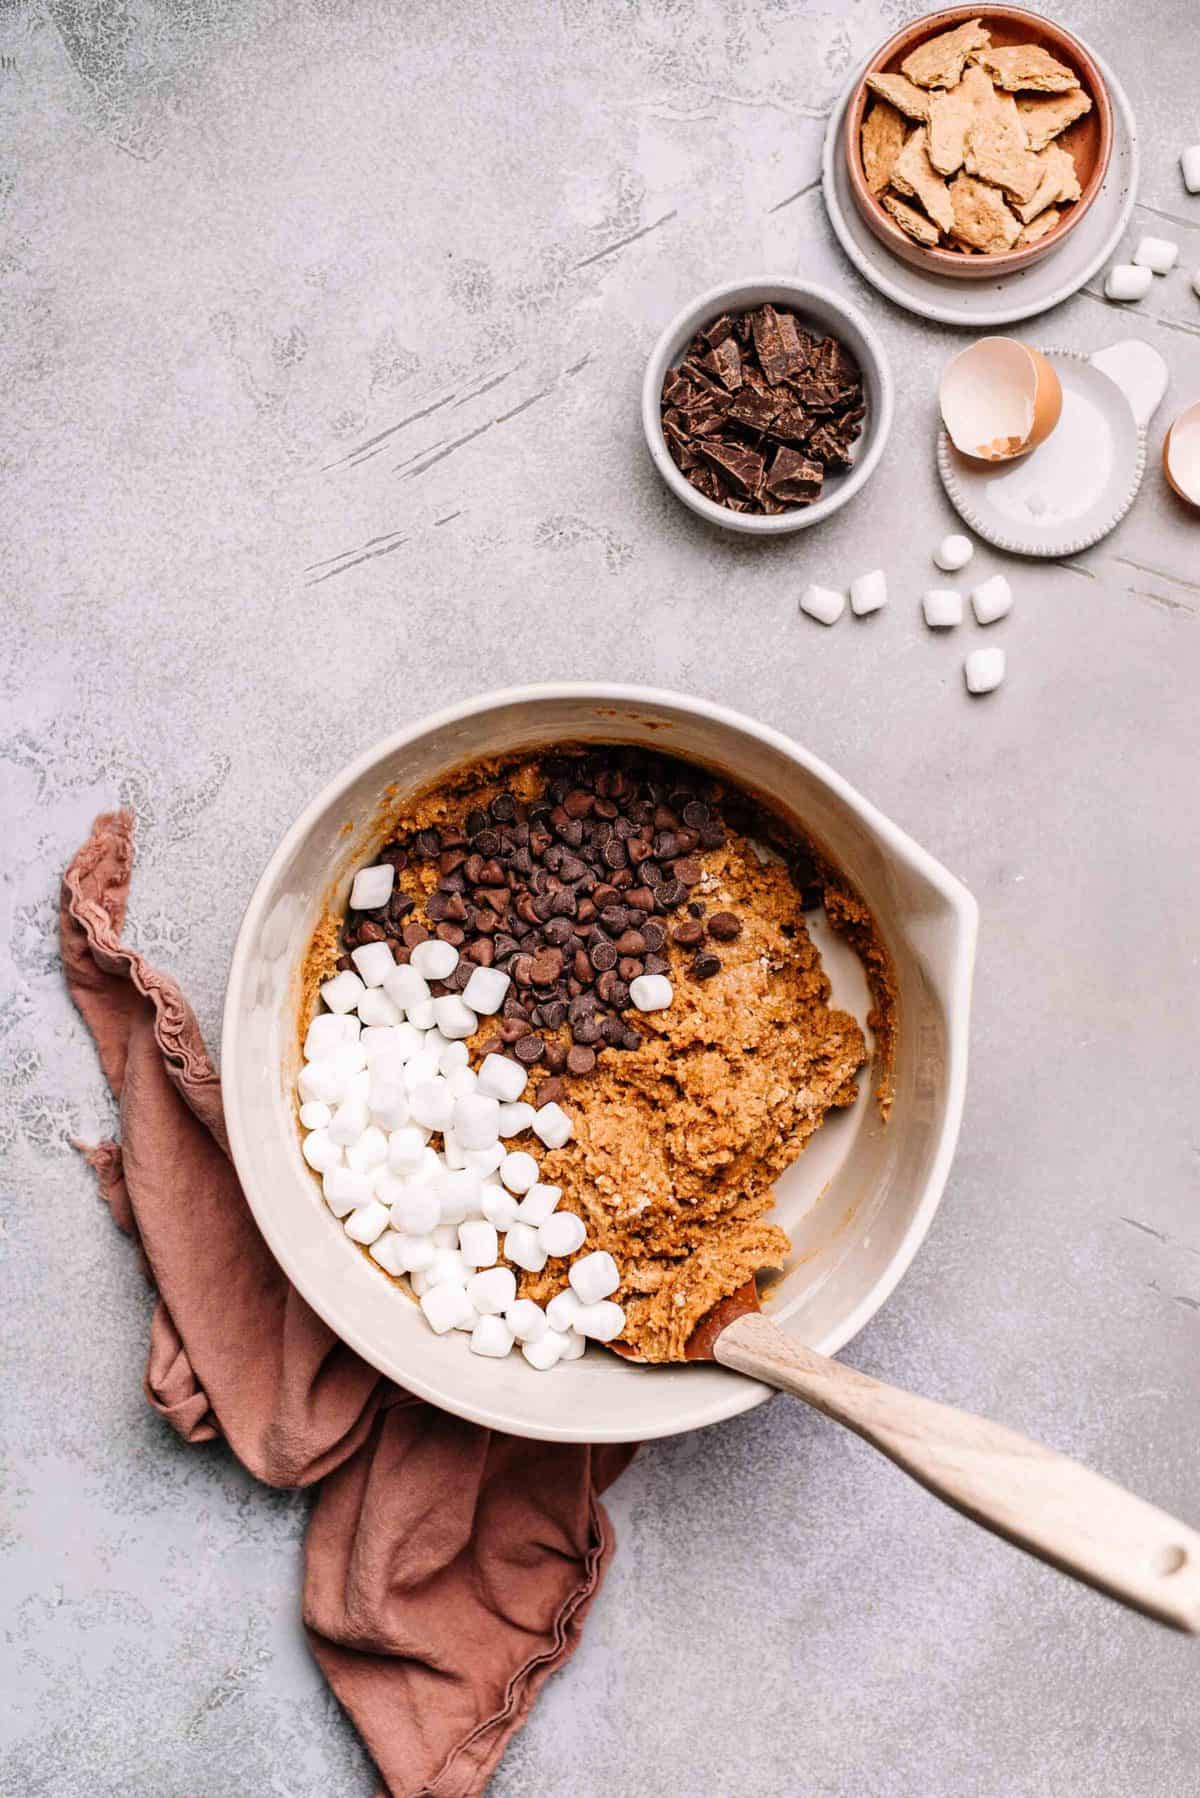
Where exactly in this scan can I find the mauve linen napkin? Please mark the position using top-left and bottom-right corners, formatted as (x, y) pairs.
(61, 810), (635, 1797)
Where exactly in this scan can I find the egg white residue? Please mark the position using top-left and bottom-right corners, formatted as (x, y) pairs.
(983, 383), (1115, 524)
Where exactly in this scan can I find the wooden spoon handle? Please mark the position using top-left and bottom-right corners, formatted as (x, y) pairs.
(715, 1312), (1200, 1632)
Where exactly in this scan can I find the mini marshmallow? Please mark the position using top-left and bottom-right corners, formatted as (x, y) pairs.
(390, 1181), (440, 1235)
(410, 1270), (431, 1297)
(297, 1059), (346, 1107)
(461, 966), (510, 1016)
(328, 1098), (370, 1146)
(934, 533), (974, 573)
(505, 1298), (548, 1343)
(477, 1054), (528, 1103)
(1133, 235), (1179, 274)
(350, 940), (397, 988)
(465, 1143), (506, 1178)
(971, 574), (1013, 625)
(569, 1250), (620, 1305)
(396, 1233), (436, 1273)
(453, 1093), (500, 1150)
(387, 1126), (428, 1173)
(500, 1150), (539, 1194)
(629, 974), (672, 1013)
(470, 1315), (514, 1359)
(427, 1247), (470, 1288)
(850, 569), (887, 616)
(468, 1266), (517, 1314)
(923, 588), (963, 628)
(539, 1211), (586, 1258)
(345, 1125), (388, 1172)
(531, 1103), (572, 1150)
(458, 1218), (499, 1269)
(436, 1170), (482, 1224)
(345, 1201), (390, 1245)
(481, 1184), (520, 1230)
(558, 1329), (586, 1361)
(409, 938), (459, 981)
(320, 970), (366, 1015)
(367, 1074), (410, 1132)
(431, 995), (477, 1040)
(299, 1099), (333, 1132)
(436, 1037), (470, 1075)
(304, 1012), (358, 1060)
(349, 863), (394, 911)
(302, 1129), (341, 1173)
(432, 1223), (460, 1249)
(799, 583), (845, 626)
(515, 1182), (561, 1226)
(323, 1166), (373, 1213)
(345, 1069), (371, 1109)
(440, 1127), (468, 1173)
(368, 1232), (407, 1276)
(504, 1222), (548, 1274)
(363, 1022), (423, 1063)
(546, 1288), (585, 1334)
(403, 1048), (441, 1092)
(406, 997), (436, 1031)
(1184, 147), (1200, 194)
(574, 1300), (626, 1342)
(356, 987), (404, 1029)
(382, 964), (431, 1014)
(420, 1283), (474, 1335)
(453, 1303), (481, 1334)
(497, 1100), (536, 1136)
(964, 647), (1006, 694)
(1105, 263), (1153, 302)
(373, 1170), (405, 1205)
(410, 1077), (454, 1132)
(522, 1329), (570, 1370)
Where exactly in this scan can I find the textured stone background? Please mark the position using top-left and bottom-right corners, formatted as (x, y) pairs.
(3, 0), (1199, 1791)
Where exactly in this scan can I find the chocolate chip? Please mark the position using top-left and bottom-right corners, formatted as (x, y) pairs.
(643, 953), (670, 975)
(566, 1045), (596, 1076)
(356, 920), (386, 943)
(543, 1041), (568, 1074)
(589, 939), (617, 972)
(514, 1034), (545, 1064)
(617, 957), (643, 981)
(614, 929), (646, 955)
(707, 911), (742, 942)
(435, 923), (465, 946)
(655, 880), (685, 910)
(673, 856), (702, 887)
(641, 919), (667, 952)
(541, 999), (568, 1030)
(500, 1019), (530, 1042)
(335, 952), (353, 972)
(490, 794), (516, 822)
(570, 1016), (602, 1046)
(536, 1077), (566, 1108)
(414, 829), (440, 859)
(473, 829), (501, 856)
(692, 950), (721, 980)
(402, 922), (430, 948)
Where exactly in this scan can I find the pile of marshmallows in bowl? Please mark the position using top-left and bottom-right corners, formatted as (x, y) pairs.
(295, 860), (673, 1370)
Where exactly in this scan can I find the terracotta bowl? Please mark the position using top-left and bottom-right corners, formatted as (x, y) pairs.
(845, 4), (1113, 280)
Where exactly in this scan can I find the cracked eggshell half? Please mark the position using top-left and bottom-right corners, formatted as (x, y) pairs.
(939, 338), (1062, 464)
(1163, 401), (1200, 508)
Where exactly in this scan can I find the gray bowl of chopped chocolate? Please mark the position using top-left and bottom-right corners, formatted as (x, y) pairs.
(643, 277), (894, 533)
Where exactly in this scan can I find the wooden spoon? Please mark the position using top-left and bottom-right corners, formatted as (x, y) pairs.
(619, 1282), (1200, 1632)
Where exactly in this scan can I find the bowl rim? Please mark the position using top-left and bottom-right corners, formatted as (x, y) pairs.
(844, 2), (1114, 277)
(222, 683), (978, 1442)
(640, 275), (895, 537)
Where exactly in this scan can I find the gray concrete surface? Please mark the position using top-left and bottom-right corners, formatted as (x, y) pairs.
(3, 0), (1199, 1792)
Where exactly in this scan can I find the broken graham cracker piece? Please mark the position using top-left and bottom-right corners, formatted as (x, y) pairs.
(963, 104), (1043, 204)
(881, 191), (941, 247)
(974, 44), (1080, 93)
(900, 17), (990, 90)
(1017, 87), (1092, 151)
(864, 70), (930, 122)
(890, 125), (955, 233)
(1014, 141), (1081, 224)
(948, 173), (1021, 252)
(861, 98), (908, 194)
(926, 63), (996, 175)
(1017, 206), (1061, 247)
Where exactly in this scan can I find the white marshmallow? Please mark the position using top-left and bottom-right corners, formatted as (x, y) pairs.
(1105, 263), (1153, 302)
(446, 1067), (478, 1102)
(574, 1300), (626, 1342)
(356, 987), (403, 1029)
(500, 1150), (539, 1194)
(427, 1248), (469, 1288)
(569, 1250), (620, 1305)
(971, 574), (1013, 625)
(372, 1170), (406, 1206)
(410, 1269), (431, 1297)
(558, 1329), (586, 1361)
(301, 1129), (341, 1173)
(514, 1182), (561, 1226)
(481, 1184), (520, 1230)
(922, 588), (963, 628)
(934, 533), (973, 573)
(396, 1233), (436, 1273)
(389, 1181), (440, 1235)
(420, 1282), (474, 1334)
(349, 863), (394, 911)
(465, 1143), (506, 1178)
(436, 1037), (470, 1075)
(453, 1093), (500, 1150)
(470, 1315), (514, 1359)
(323, 1165), (373, 1214)
(420, 1147), (444, 1181)
(304, 1012), (358, 1060)
(453, 1302), (481, 1334)
(368, 1232), (407, 1276)
(367, 1074), (410, 1132)
(440, 1123), (468, 1169)
(546, 1288), (585, 1334)
(320, 970), (366, 1015)
(468, 1265), (517, 1314)
(436, 1170), (482, 1224)
(406, 997), (436, 1031)
(431, 995), (478, 1040)
(497, 1100), (535, 1136)
(1133, 234), (1179, 274)
(629, 974), (671, 1013)
(363, 1022), (423, 1064)
(458, 1219), (499, 1269)
(432, 1223), (460, 1249)
(345, 1201), (390, 1245)
(505, 1298), (548, 1343)
(461, 966), (511, 1016)
(387, 1126), (429, 1173)
(409, 1077), (454, 1132)
(964, 647), (1006, 694)
(849, 569), (887, 616)
(382, 964), (431, 1014)
(504, 1222), (548, 1274)
(522, 1329), (570, 1370)
(345, 1124), (388, 1171)
(350, 941), (396, 988)
(799, 583), (845, 626)
(477, 1054), (528, 1104)
(531, 1102), (572, 1150)
(409, 938), (460, 981)
(539, 1211), (586, 1258)
(298, 1058), (346, 1107)
(299, 1100), (333, 1131)
(1184, 147), (1200, 193)
(403, 1048), (441, 1092)
(345, 1069), (371, 1109)
(328, 1098), (370, 1146)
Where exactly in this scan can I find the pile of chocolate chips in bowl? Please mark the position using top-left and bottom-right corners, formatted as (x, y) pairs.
(660, 302), (866, 516)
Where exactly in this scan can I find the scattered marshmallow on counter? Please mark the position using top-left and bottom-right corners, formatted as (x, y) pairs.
(934, 533), (973, 573)
(1132, 235), (1179, 275)
(1182, 147), (1200, 194)
(1105, 264), (1153, 303)
(849, 569), (887, 616)
(964, 647), (1006, 695)
(922, 589), (963, 629)
(800, 583), (845, 626)
(970, 574), (1013, 625)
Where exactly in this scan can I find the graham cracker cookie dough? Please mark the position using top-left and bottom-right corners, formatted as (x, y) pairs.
(861, 98), (908, 195)
(974, 44), (1080, 94)
(900, 17), (990, 90)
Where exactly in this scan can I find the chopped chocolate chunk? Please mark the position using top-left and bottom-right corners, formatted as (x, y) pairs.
(697, 440), (765, 497)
